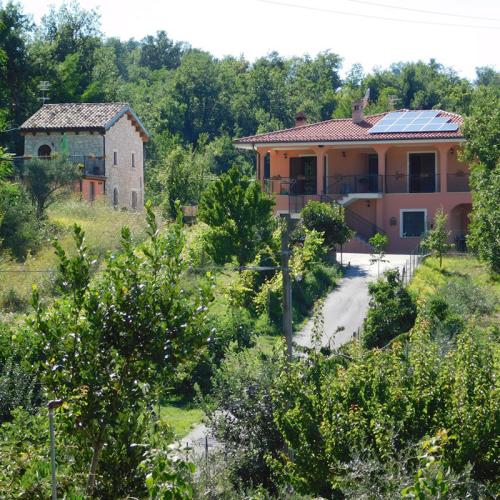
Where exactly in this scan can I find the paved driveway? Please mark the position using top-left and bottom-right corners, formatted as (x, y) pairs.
(294, 253), (409, 349)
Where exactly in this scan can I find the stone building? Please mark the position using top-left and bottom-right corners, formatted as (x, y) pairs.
(20, 102), (149, 210)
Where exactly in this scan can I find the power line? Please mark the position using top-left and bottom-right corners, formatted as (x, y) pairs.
(343, 0), (500, 23)
(255, 0), (500, 30)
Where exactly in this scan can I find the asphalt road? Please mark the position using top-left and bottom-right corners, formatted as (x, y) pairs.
(182, 253), (410, 456)
(294, 253), (410, 349)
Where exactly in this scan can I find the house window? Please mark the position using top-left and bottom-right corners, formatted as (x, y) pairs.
(401, 210), (427, 238)
(408, 152), (436, 193)
(113, 187), (118, 208)
(131, 152), (135, 168)
(131, 191), (138, 210)
(89, 182), (95, 202)
(113, 151), (118, 166)
(38, 144), (51, 158)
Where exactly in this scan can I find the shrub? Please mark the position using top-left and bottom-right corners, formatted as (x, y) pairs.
(301, 200), (352, 251)
(0, 183), (42, 259)
(204, 347), (285, 491)
(270, 321), (498, 496)
(362, 269), (417, 348)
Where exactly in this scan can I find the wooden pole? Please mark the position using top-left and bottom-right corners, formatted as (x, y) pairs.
(281, 213), (293, 361)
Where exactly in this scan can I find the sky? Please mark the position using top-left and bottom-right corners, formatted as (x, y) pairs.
(17, 0), (500, 80)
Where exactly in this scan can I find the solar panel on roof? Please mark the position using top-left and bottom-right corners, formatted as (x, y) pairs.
(369, 110), (458, 134)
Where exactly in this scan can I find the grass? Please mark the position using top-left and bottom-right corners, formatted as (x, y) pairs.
(0, 197), (149, 314)
(409, 254), (500, 322)
(160, 399), (205, 439)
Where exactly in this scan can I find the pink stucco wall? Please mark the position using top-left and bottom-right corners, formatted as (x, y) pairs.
(258, 141), (471, 253)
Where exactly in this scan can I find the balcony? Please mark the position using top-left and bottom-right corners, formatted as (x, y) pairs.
(385, 174), (440, 194)
(325, 174), (383, 195)
(447, 173), (469, 192)
(11, 155), (106, 178)
(68, 155), (105, 177)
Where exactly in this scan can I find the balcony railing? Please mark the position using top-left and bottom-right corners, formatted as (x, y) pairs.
(325, 174), (383, 195)
(447, 173), (469, 192)
(385, 174), (440, 194)
(10, 155), (106, 178)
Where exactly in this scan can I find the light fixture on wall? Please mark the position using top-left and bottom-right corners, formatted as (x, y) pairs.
(449, 147), (454, 155)
(284, 153), (288, 159)
(366, 201), (371, 208)
(342, 151), (346, 158)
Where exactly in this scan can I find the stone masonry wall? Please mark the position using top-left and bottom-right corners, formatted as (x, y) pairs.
(104, 114), (144, 210)
(24, 132), (104, 157)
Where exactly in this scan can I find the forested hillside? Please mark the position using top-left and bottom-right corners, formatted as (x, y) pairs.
(1, 2), (498, 160)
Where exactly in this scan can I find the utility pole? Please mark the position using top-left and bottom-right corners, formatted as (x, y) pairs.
(281, 213), (293, 361)
(48, 399), (63, 500)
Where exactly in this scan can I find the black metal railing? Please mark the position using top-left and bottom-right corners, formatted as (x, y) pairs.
(385, 174), (440, 193)
(447, 173), (469, 192)
(343, 205), (386, 242)
(325, 174), (383, 195)
(10, 155), (106, 178)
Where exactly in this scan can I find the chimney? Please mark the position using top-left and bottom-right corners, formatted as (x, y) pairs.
(295, 112), (307, 127)
(352, 88), (370, 124)
(352, 99), (364, 124)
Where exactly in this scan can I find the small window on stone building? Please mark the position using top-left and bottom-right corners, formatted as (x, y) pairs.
(113, 151), (118, 166)
(131, 191), (138, 210)
(89, 182), (95, 202)
(131, 152), (135, 168)
(38, 145), (51, 158)
(113, 187), (118, 208)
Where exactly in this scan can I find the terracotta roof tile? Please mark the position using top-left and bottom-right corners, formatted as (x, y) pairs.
(235, 110), (464, 145)
(21, 102), (129, 131)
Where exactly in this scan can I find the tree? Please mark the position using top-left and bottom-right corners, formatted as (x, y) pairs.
(421, 208), (453, 267)
(17, 156), (80, 218)
(301, 200), (353, 253)
(461, 87), (500, 273)
(369, 232), (389, 277)
(199, 166), (275, 267)
(31, 204), (212, 496)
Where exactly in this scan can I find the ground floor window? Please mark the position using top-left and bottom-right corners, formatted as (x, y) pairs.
(113, 187), (118, 208)
(400, 209), (427, 237)
(131, 190), (137, 210)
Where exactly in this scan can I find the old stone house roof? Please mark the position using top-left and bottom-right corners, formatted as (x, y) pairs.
(20, 102), (149, 141)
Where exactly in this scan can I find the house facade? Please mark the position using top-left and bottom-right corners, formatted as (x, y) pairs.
(20, 102), (149, 210)
(234, 103), (471, 254)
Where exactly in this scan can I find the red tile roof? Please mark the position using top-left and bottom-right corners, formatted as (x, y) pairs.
(20, 102), (149, 140)
(234, 110), (464, 145)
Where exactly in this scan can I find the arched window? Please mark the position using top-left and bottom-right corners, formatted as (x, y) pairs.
(113, 187), (118, 208)
(38, 144), (51, 158)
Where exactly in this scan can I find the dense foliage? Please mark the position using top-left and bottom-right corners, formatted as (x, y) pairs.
(461, 87), (500, 273)
(199, 166), (275, 266)
(300, 200), (352, 252)
(362, 269), (417, 348)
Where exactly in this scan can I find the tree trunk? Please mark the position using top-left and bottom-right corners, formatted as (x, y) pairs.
(86, 424), (106, 497)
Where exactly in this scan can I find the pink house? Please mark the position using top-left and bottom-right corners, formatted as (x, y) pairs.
(234, 103), (471, 254)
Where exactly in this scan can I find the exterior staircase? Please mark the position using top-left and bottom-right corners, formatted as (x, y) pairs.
(321, 194), (386, 245)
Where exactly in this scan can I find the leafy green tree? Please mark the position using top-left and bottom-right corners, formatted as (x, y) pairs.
(421, 208), (453, 267)
(301, 200), (353, 253)
(362, 269), (416, 348)
(17, 156), (80, 218)
(31, 204), (212, 496)
(461, 87), (500, 273)
(369, 232), (389, 277)
(199, 166), (274, 267)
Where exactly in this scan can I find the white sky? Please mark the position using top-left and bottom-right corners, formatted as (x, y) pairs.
(18, 0), (500, 80)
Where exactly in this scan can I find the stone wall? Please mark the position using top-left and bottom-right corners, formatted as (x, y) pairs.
(24, 131), (104, 157)
(104, 114), (145, 210)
